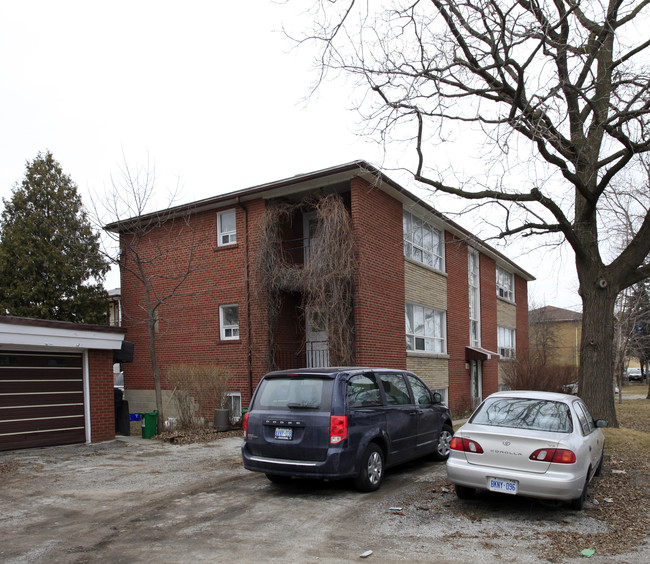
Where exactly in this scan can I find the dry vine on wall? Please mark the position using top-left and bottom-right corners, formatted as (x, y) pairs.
(255, 194), (355, 368)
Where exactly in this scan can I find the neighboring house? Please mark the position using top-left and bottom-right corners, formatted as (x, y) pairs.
(529, 305), (582, 371)
(107, 288), (121, 327)
(106, 161), (533, 416)
(0, 316), (126, 451)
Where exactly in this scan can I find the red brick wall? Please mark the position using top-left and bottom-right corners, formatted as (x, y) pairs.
(445, 233), (470, 412)
(515, 274), (529, 357)
(120, 200), (269, 408)
(350, 178), (405, 368)
(88, 349), (116, 443)
(480, 255), (499, 397)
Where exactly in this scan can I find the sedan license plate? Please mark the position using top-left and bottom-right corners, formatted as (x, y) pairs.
(275, 427), (293, 441)
(488, 477), (518, 495)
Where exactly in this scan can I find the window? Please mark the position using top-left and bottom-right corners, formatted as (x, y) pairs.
(226, 392), (242, 422)
(406, 303), (446, 353)
(403, 211), (444, 270)
(468, 248), (481, 347)
(470, 397), (573, 433)
(496, 266), (514, 301)
(406, 374), (433, 405)
(347, 374), (381, 407)
(378, 372), (411, 405)
(498, 326), (516, 359)
(219, 304), (239, 340)
(217, 209), (237, 246)
(574, 401), (596, 435)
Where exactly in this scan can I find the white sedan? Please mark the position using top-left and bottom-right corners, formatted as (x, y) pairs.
(446, 391), (607, 510)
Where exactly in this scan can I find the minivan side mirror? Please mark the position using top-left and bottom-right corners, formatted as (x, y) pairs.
(432, 392), (442, 404)
(595, 419), (608, 428)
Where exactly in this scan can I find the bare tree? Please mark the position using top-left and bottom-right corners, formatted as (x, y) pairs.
(294, 0), (650, 424)
(96, 157), (208, 427)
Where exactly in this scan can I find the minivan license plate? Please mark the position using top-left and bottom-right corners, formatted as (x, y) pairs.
(275, 427), (293, 440)
(488, 477), (518, 495)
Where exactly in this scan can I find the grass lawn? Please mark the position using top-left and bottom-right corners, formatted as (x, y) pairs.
(603, 394), (650, 455)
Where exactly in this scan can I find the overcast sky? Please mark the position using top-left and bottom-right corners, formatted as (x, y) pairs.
(0, 0), (582, 310)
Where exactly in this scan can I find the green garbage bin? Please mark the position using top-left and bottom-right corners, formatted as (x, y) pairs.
(141, 410), (159, 439)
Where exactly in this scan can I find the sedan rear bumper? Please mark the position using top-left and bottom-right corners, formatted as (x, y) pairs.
(446, 454), (586, 501)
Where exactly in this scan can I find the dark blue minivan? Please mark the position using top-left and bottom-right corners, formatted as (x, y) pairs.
(241, 367), (453, 491)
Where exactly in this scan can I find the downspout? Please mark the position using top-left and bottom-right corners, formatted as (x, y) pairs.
(237, 197), (253, 401)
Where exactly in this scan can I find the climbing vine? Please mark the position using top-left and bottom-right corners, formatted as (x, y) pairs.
(255, 194), (355, 368)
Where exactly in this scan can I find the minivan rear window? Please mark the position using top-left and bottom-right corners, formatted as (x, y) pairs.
(253, 377), (333, 411)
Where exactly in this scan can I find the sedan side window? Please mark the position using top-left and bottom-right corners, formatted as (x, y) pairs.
(378, 373), (412, 405)
(574, 401), (595, 435)
(347, 374), (382, 407)
(406, 375), (433, 405)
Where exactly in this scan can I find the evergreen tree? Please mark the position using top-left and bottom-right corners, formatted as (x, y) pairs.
(0, 151), (109, 323)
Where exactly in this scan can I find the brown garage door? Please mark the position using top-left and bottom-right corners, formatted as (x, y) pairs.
(0, 351), (85, 451)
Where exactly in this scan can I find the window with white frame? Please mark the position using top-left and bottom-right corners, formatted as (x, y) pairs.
(219, 304), (239, 340)
(406, 303), (446, 353)
(403, 211), (444, 270)
(468, 248), (481, 348)
(217, 209), (237, 246)
(496, 266), (514, 302)
(498, 326), (516, 359)
(226, 392), (242, 422)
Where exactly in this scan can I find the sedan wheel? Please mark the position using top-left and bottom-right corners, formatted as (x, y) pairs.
(354, 444), (384, 492)
(432, 425), (454, 461)
(570, 475), (589, 510)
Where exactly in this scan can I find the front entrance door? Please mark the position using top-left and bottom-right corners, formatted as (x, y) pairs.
(306, 310), (329, 368)
(469, 360), (483, 409)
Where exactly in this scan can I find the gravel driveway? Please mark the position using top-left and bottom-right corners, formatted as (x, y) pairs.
(0, 433), (648, 563)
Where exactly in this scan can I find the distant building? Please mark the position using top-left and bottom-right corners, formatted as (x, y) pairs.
(529, 305), (582, 371)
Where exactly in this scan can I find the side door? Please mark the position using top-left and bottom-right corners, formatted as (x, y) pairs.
(573, 400), (603, 474)
(405, 373), (442, 455)
(346, 373), (385, 457)
(375, 371), (417, 464)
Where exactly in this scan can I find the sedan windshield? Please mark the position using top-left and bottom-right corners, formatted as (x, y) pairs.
(470, 398), (573, 433)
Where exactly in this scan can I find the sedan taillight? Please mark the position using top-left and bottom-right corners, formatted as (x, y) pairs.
(450, 436), (484, 454)
(330, 415), (348, 444)
(529, 448), (576, 463)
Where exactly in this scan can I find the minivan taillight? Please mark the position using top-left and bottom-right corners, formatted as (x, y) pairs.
(330, 415), (348, 444)
(530, 448), (576, 463)
(450, 436), (484, 454)
(243, 411), (249, 439)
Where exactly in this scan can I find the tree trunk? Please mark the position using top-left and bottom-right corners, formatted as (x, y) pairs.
(578, 279), (619, 426)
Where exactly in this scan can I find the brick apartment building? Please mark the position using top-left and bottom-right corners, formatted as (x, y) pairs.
(107, 161), (533, 418)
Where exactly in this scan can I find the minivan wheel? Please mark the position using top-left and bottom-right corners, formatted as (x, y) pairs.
(432, 425), (454, 461)
(354, 444), (384, 492)
(265, 473), (292, 485)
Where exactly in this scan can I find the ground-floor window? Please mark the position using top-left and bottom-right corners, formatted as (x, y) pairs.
(497, 326), (516, 358)
(405, 303), (446, 353)
(219, 304), (239, 340)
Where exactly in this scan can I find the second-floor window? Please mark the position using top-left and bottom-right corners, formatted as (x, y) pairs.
(496, 266), (514, 302)
(498, 326), (516, 359)
(406, 303), (446, 353)
(403, 211), (444, 270)
(217, 209), (237, 246)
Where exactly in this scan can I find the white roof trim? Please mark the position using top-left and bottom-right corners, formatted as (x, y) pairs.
(0, 320), (125, 351)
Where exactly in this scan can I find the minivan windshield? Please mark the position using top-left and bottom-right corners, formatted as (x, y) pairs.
(253, 377), (333, 411)
(470, 397), (573, 433)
